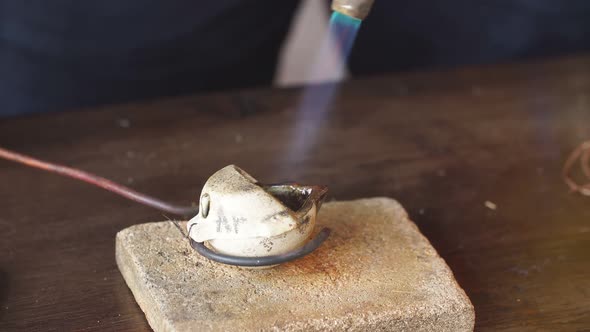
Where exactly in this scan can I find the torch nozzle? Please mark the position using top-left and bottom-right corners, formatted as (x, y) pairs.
(331, 0), (375, 20)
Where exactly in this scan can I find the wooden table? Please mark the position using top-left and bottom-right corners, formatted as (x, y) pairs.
(1, 55), (589, 331)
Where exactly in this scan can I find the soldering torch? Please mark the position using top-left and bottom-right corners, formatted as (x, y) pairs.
(332, 0), (375, 20)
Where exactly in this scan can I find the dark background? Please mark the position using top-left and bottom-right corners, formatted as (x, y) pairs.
(1, 0), (590, 117)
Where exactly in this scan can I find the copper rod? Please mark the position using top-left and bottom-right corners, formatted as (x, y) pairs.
(0, 146), (199, 216)
(562, 141), (590, 196)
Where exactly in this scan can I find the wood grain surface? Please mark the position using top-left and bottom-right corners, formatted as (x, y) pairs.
(1, 55), (589, 331)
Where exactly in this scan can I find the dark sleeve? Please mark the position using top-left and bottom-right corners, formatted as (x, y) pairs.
(0, 0), (299, 117)
(350, 0), (590, 75)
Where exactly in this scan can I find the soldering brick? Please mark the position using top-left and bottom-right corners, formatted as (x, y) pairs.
(116, 198), (475, 331)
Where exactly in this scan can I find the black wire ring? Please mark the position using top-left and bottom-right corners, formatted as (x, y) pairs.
(190, 228), (331, 267)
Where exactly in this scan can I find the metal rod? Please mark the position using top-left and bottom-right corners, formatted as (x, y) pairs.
(0, 146), (199, 217)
